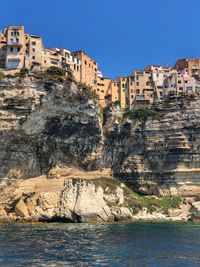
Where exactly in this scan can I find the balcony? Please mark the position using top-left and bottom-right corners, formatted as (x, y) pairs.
(7, 41), (22, 47)
(135, 94), (144, 100)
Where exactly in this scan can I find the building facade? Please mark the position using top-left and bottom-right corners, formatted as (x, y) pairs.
(71, 51), (98, 87)
(173, 58), (200, 80)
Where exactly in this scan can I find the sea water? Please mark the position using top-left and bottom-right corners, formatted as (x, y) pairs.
(0, 222), (200, 266)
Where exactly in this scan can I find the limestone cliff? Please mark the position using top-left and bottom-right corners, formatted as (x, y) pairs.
(103, 94), (200, 197)
(1, 74), (200, 222)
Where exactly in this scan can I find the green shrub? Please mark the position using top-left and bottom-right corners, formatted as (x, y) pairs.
(47, 66), (66, 76)
(67, 69), (75, 81)
(123, 187), (182, 213)
(124, 107), (158, 122)
(78, 82), (98, 102)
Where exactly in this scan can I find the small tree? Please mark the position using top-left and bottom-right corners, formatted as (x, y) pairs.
(0, 71), (5, 80)
(19, 67), (29, 78)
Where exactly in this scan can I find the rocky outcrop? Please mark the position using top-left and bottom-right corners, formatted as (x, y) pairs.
(0, 168), (196, 223)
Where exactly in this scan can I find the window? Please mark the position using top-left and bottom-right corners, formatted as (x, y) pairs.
(77, 66), (79, 71)
(32, 41), (36, 46)
(185, 80), (188, 83)
(122, 84), (125, 88)
(32, 56), (35, 60)
(32, 48), (35, 52)
(178, 80), (182, 84)
(10, 47), (13, 52)
(136, 82), (139, 86)
(44, 60), (47, 63)
(85, 60), (87, 65)
(101, 90), (104, 93)
(17, 47), (20, 52)
(10, 38), (13, 43)
(11, 32), (14, 36)
(16, 38), (19, 43)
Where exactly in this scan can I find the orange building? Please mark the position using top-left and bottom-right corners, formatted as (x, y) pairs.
(173, 58), (200, 79)
(71, 51), (98, 87)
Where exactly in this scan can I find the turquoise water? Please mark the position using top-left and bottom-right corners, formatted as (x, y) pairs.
(0, 222), (200, 266)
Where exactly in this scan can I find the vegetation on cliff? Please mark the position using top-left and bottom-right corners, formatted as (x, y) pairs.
(123, 107), (160, 122)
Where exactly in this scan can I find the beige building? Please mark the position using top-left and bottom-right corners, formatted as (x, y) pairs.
(51, 48), (81, 81)
(4, 26), (26, 70)
(0, 25), (83, 79)
(71, 51), (98, 87)
(164, 69), (198, 96)
(24, 34), (44, 70)
(129, 70), (154, 107)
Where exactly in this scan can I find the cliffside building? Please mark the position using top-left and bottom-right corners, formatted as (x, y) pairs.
(71, 51), (98, 88)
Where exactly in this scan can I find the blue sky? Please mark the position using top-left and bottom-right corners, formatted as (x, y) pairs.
(1, 0), (200, 78)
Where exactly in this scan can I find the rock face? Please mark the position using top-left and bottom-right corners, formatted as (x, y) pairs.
(1, 75), (200, 222)
(0, 76), (102, 183)
(103, 94), (200, 196)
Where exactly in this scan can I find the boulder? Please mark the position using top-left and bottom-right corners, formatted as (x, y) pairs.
(14, 199), (29, 218)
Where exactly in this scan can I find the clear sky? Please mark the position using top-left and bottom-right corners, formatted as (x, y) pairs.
(1, 0), (200, 78)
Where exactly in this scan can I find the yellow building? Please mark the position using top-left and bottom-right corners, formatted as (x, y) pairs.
(107, 79), (120, 103)
(96, 77), (111, 107)
(118, 77), (129, 108)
